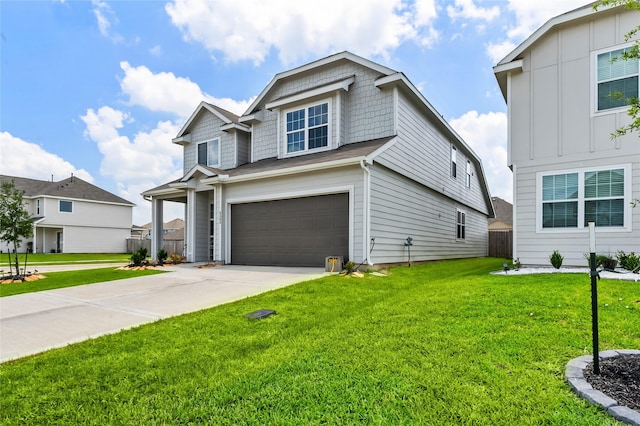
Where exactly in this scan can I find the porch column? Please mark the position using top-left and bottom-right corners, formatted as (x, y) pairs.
(151, 198), (164, 260)
(185, 189), (196, 262)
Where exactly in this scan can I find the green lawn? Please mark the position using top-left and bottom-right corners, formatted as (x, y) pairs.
(0, 267), (166, 297)
(0, 252), (130, 267)
(1, 258), (638, 425)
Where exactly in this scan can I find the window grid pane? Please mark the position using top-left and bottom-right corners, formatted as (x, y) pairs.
(197, 142), (207, 165)
(585, 199), (624, 227)
(287, 131), (305, 152)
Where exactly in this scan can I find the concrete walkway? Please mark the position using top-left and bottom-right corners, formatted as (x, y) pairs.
(0, 264), (325, 363)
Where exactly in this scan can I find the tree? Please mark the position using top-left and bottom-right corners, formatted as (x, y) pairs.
(594, 0), (640, 138)
(0, 181), (34, 279)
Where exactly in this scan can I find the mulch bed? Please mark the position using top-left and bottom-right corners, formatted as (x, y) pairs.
(584, 354), (640, 411)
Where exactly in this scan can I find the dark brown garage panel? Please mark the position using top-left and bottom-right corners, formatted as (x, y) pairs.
(231, 193), (349, 266)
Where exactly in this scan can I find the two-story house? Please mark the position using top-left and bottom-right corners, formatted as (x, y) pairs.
(494, 3), (640, 266)
(0, 175), (135, 253)
(143, 52), (494, 267)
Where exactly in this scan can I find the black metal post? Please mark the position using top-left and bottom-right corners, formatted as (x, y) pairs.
(590, 251), (600, 375)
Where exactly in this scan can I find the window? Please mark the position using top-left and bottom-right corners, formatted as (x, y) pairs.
(540, 167), (628, 230)
(285, 101), (329, 154)
(596, 47), (639, 111)
(197, 139), (220, 167)
(451, 146), (457, 178)
(59, 200), (73, 213)
(36, 199), (41, 215)
(456, 209), (466, 240)
(466, 161), (472, 188)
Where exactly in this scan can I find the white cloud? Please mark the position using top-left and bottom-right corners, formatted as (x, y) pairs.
(505, 0), (590, 41)
(91, 0), (123, 43)
(0, 132), (93, 183)
(486, 40), (517, 64)
(149, 45), (162, 56)
(449, 111), (512, 203)
(447, 0), (500, 22)
(165, 0), (440, 65)
(80, 106), (185, 225)
(119, 62), (252, 117)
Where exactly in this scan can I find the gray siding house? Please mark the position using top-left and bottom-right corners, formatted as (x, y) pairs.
(143, 52), (494, 267)
(494, 4), (640, 266)
(0, 175), (135, 253)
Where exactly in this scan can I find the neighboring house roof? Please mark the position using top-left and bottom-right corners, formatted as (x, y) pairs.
(141, 218), (184, 230)
(488, 196), (512, 228)
(0, 175), (135, 206)
(493, 2), (624, 99)
(163, 228), (184, 241)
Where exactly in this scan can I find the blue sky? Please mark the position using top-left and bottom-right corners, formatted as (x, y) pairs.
(0, 0), (591, 225)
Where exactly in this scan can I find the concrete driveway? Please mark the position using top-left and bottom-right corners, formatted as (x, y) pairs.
(0, 264), (324, 363)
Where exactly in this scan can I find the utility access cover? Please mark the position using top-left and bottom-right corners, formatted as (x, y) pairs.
(244, 309), (276, 319)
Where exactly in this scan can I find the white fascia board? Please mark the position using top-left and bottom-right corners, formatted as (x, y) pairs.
(201, 157), (363, 185)
(265, 76), (355, 110)
(172, 134), (192, 146)
(174, 101), (234, 139)
(238, 110), (264, 124)
(364, 137), (398, 164)
(142, 187), (185, 197)
(493, 60), (523, 75)
(180, 164), (218, 182)
(220, 122), (251, 132)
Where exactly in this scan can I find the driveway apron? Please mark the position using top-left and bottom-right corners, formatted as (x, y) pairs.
(0, 265), (324, 363)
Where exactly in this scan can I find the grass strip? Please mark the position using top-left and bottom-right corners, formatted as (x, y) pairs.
(0, 267), (166, 297)
(0, 253), (130, 267)
(0, 258), (638, 424)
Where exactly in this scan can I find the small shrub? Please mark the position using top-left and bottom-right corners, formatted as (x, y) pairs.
(157, 249), (168, 265)
(130, 247), (148, 267)
(168, 253), (186, 264)
(616, 250), (640, 272)
(549, 250), (563, 269)
(343, 260), (357, 274)
(598, 254), (617, 271)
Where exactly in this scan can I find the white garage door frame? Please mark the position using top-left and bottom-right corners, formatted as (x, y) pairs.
(225, 185), (354, 265)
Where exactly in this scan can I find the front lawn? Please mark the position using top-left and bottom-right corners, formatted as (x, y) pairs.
(0, 252), (130, 267)
(1, 258), (638, 424)
(0, 267), (166, 297)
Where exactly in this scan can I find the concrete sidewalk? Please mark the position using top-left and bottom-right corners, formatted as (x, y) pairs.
(0, 264), (324, 363)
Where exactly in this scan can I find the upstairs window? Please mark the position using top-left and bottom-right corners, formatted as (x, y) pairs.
(36, 199), (41, 215)
(197, 139), (220, 167)
(465, 161), (472, 188)
(59, 200), (73, 213)
(285, 101), (329, 154)
(451, 146), (457, 178)
(596, 47), (639, 111)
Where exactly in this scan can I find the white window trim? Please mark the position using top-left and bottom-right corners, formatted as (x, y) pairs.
(536, 164), (632, 233)
(451, 145), (457, 179)
(591, 42), (639, 117)
(197, 138), (220, 167)
(456, 208), (466, 241)
(281, 98), (332, 158)
(465, 160), (472, 188)
(58, 200), (73, 214)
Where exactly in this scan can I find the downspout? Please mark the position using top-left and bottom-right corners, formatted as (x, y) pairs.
(360, 159), (374, 266)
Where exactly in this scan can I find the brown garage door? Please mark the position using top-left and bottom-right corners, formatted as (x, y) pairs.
(231, 193), (349, 266)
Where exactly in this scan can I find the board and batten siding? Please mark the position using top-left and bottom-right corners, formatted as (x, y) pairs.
(377, 91), (489, 215)
(221, 166), (365, 263)
(369, 164), (487, 264)
(514, 156), (639, 267)
(507, 7), (640, 266)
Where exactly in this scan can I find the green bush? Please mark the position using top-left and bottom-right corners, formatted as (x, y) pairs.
(130, 247), (148, 267)
(617, 250), (640, 271)
(157, 248), (168, 265)
(549, 250), (563, 269)
(168, 253), (185, 264)
(597, 254), (617, 271)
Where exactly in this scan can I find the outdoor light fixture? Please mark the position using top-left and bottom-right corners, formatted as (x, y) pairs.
(503, 263), (509, 273)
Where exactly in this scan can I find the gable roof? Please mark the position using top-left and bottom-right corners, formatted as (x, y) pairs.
(493, 2), (625, 99)
(174, 101), (250, 140)
(0, 175), (135, 206)
(489, 196), (512, 226)
(242, 51), (397, 116)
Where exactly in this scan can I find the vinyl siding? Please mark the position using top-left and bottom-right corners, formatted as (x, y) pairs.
(221, 166), (364, 263)
(369, 164), (487, 263)
(377, 91), (489, 215)
(39, 198), (131, 228)
(62, 226), (129, 253)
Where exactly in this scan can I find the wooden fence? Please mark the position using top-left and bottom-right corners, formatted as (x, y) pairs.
(488, 230), (512, 259)
(126, 239), (185, 255)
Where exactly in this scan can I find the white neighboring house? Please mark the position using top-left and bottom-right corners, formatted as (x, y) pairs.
(143, 51), (495, 267)
(0, 175), (135, 253)
(494, 3), (640, 266)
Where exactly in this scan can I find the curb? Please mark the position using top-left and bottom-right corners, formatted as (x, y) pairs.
(565, 349), (640, 425)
